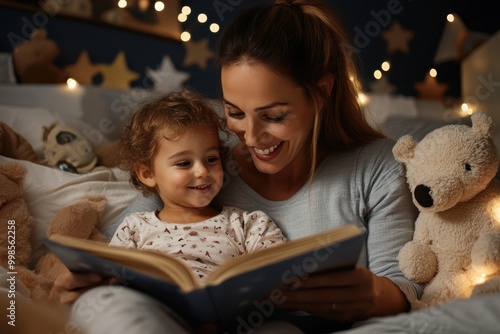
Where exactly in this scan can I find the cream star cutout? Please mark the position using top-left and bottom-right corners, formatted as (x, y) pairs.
(414, 74), (449, 100)
(64, 51), (101, 85)
(99, 51), (139, 90)
(146, 56), (189, 92)
(382, 21), (414, 54)
(183, 38), (214, 69)
(369, 76), (396, 94)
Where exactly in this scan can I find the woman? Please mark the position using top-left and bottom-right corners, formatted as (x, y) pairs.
(52, 1), (421, 332)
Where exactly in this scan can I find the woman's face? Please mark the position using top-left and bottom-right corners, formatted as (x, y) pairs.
(221, 62), (315, 175)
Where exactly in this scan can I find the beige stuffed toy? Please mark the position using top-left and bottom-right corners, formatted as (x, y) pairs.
(393, 111), (500, 310)
(0, 162), (108, 302)
(41, 121), (120, 174)
(42, 121), (98, 173)
(35, 195), (108, 301)
(0, 162), (51, 300)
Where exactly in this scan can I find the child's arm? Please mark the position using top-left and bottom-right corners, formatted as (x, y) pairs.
(242, 210), (287, 253)
(109, 214), (140, 248)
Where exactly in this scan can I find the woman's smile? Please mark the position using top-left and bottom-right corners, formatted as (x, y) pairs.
(253, 141), (282, 155)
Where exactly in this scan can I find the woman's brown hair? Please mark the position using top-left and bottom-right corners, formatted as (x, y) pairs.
(217, 0), (384, 178)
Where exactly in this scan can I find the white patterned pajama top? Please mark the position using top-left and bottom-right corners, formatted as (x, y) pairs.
(110, 206), (287, 282)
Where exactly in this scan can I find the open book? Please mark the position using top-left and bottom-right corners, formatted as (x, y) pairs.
(44, 224), (365, 328)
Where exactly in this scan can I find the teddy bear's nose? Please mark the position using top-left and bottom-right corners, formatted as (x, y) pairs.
(414, 185), (433, 208)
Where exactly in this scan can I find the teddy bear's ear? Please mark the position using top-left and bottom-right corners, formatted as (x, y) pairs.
(392, 135), (417, 164)
(41, 122), (58, 143)
(471, 111), (495, 139)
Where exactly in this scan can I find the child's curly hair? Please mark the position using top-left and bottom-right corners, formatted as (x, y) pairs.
(119, 88), (229, 196)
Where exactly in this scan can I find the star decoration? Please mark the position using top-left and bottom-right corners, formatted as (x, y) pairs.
(369, 76), (396, 94)
(99, 51), (139, 90)
(434, 13), (489, 64)
(382, 21), (414, 54)
(146, 56), (190, 92)
(64, 51), (101, 85)
(414, 74), (449, 100)
(183, 38), (214, 69)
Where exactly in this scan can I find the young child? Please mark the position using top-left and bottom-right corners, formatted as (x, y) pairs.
(111, 88), (287, 282)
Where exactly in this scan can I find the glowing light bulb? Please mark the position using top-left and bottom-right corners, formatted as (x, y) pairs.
(154, 1), (164, 11)
(178, 13), (187, 22)
(180, 31), (191, 42)
(118, 0), (127, 8)
(447, 14), (455, 22)
(66, 78), (78, 89)
(358, 92), (368, 105)
(181, 6), (191, 15)
(381, 61), (390, 71)
(429, 68), (437, 77)
(209, 23), (220, 33)
(198, 13), (207, 23)
(374, 70), (382, 80)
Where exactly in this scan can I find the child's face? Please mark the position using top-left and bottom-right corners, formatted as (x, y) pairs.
(147, 126), (224, 211)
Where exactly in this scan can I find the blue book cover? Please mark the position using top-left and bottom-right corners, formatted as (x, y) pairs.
(43, 225), (365, 329)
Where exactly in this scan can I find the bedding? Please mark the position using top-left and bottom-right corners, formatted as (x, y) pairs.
(0, 85), (140, 273)
(0, 84), (462, 291)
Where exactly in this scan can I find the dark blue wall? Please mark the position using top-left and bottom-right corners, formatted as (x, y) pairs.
(1, 0), (498, 99)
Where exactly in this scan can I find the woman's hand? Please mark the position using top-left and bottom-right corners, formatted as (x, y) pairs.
(276, 267), (409, 323)
(50, 267), (118, 305)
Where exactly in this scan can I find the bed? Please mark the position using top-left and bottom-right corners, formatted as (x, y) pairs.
(0, 83), (472, 333)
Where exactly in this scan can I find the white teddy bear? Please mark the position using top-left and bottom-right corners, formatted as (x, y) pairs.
(393, 111), (500, 310)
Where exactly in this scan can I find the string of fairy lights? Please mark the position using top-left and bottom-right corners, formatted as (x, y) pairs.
(114, 2), (220, 42)
(64, 5), (480, 122)
(368, 13), (477, 117)
(177, 5), (220, 42)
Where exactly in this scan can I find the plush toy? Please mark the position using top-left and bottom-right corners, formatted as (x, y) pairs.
(0, 121), (40, 164)
(0, 162), (51, 300)
(12, 28), (68, 84)
(0, 161), (109, 302)
(41, 121), (98, 173)
(41, 121), (121, 174)
(35, 195), (108, 301)
(393, 111), (500, 310)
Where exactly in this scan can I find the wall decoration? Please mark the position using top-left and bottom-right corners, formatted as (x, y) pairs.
(99, 51), (139, 90)
(65, 51), (101, 85)
(434, 13), (490, 64)
(146, 55), (189, 92)
(0, 0), (182, 41)
(382, 21), (414, 54)
(183, 38), (214, 69)
(369, 76), (396, 95)
(414, 73), (449, 100)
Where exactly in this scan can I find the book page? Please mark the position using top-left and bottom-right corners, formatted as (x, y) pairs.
(207, 225), (363, 284)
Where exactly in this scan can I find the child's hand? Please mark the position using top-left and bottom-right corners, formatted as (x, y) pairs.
(50, 268), (118, 304)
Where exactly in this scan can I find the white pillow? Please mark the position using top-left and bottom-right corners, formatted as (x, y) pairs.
(0, 156), (138, 267)
(0, 104), (61, 160)
(0, 103), (112, 162)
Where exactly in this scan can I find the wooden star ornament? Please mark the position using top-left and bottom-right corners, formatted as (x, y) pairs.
(382, 21), (414, 54)
(414, 74), (449, 100)
(369, 76), (396, 95)
(183, 38), (214, 69)
(64, 51), (101, 85)
(99, 51), (139, 90)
